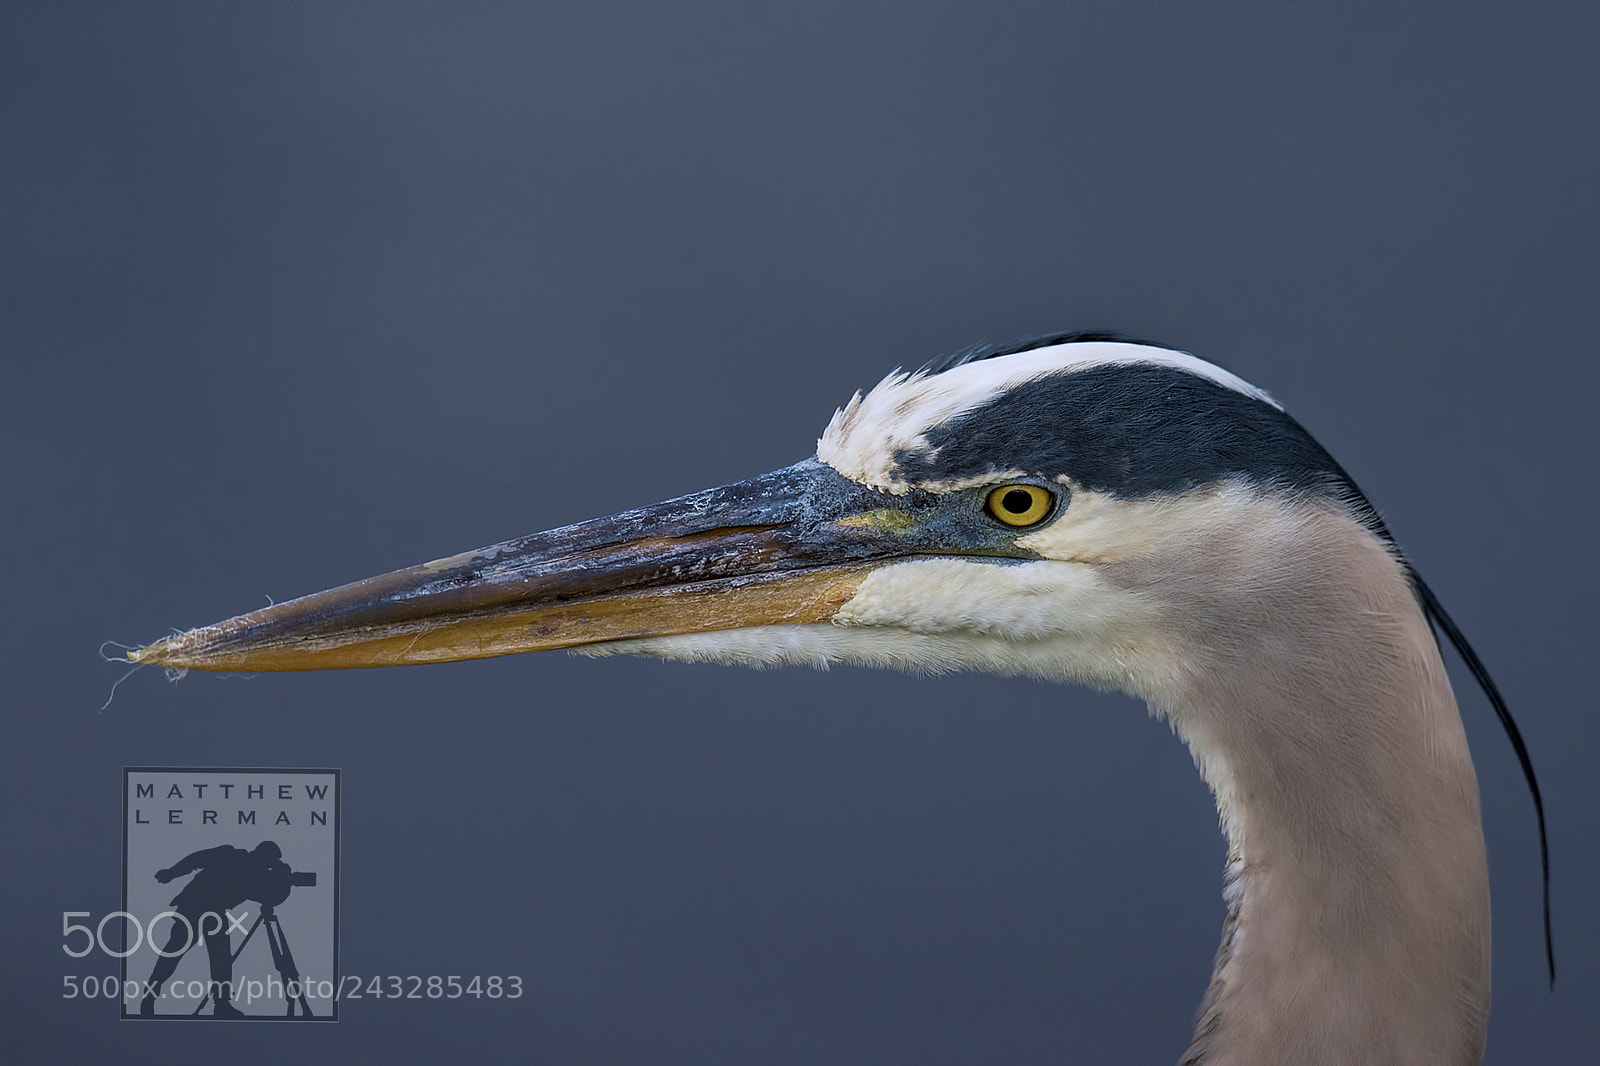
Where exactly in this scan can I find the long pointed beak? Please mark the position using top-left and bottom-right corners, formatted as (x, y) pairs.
(129, 460), (930, 671)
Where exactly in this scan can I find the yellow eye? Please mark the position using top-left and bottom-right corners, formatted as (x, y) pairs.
(985, 484), (1054, 527)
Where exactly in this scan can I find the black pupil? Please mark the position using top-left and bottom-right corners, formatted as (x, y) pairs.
(1001, 489), (1034, 515)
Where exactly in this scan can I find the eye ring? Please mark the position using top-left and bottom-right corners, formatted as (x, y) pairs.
(985, 483), (1055, 528)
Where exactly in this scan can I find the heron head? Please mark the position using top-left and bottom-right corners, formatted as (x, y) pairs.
(128, 334), (1389, 696)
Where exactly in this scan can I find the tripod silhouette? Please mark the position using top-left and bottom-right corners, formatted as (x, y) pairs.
(191, 905), (315, 1018)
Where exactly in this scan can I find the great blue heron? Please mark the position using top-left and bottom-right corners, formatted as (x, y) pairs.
(130, 333), (1548, 1064)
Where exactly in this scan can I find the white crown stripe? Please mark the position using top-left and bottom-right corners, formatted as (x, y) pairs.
(817, 342), (1278, 491)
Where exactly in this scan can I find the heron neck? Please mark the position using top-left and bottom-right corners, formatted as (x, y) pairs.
(1122, 514), (1491, 1065)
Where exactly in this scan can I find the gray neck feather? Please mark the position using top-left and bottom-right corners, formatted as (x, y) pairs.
(1111, 504), (1491, 1066)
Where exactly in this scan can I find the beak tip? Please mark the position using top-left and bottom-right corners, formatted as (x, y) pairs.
(128, 633), (202, 668)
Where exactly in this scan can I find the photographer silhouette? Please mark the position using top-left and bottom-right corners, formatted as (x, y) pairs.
(139, 840), (292, 1018)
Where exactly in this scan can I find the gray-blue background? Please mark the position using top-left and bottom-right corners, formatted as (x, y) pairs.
(4, 4), (1595, 1063)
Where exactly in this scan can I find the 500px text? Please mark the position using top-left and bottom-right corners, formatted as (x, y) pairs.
(63, 911), (248, 958)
